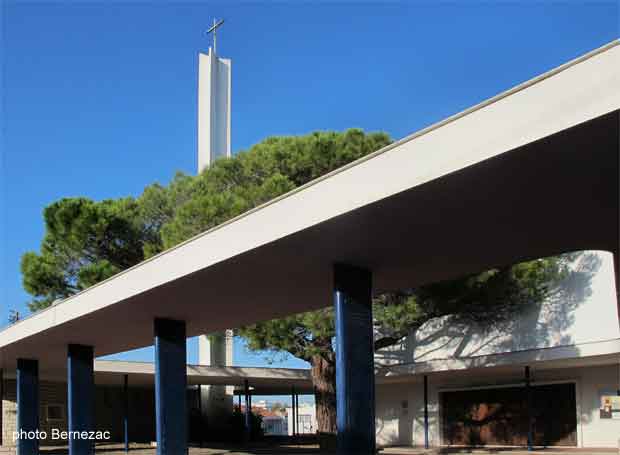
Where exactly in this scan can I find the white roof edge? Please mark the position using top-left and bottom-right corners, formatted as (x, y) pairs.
(4, 40), (618, 333)
(93, 359), (312, 379)
(378, 337), (620, 377)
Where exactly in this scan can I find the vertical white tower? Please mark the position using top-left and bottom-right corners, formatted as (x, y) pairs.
(197, 46), (231, 172)
(198, 330), (234, 426)
(197, 29), (234, 427)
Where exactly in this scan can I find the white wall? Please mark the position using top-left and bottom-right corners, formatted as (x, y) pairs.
(375, 251), (619, 368)
(375, 380), (440, 448)
(579, 364), (620, 448)
(286, 404), (316, 435)
(374, 250), (620, 448)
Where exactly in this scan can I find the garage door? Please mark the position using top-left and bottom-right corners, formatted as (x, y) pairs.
(442, 383), (577, 447)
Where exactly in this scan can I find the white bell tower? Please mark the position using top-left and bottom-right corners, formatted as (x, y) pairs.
(197, 19), (231, 172)
(197, 19), (234, 427)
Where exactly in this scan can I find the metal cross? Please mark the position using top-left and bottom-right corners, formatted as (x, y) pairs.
(207, 18), (225, 55)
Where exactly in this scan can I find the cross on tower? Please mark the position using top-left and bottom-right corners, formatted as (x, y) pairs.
(207, 18), (225, 55)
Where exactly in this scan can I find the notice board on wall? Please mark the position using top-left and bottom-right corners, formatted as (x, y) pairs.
(599, 394), (620, 419)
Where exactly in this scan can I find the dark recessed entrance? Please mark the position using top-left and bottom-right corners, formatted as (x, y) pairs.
(441, 383), (577, 447)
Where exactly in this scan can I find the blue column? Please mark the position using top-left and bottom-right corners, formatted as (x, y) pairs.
(244, 379), (251, 438)
(16, 358), (39, 455)
(334, 264), (375, 455)
(0, 368), (3, 447)
(525, 366), (533, 451)
(291, 387), (296, 437)
(154, 318), (187, 455)
(423, 375), (429, 449)
(68, 344), (94, 455)
(295, 393), (300, 433)
(196, 384), (204, 448)
(123, 374), (129, 452)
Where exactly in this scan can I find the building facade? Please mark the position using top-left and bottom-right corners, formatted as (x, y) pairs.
(374, 250), (620, 448)
(1, 250), (618, 449)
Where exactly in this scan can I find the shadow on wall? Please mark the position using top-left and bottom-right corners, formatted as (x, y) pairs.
(496, 252), (602, 353)
(375, 398), (414, 447)
(377, 252), (602, 368)
(375, 252), (607, 448)
(375, 392), (438, 448)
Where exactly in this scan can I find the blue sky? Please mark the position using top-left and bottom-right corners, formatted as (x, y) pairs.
(1, 1), (618, 372)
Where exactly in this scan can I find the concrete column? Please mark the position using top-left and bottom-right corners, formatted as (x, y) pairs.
(424, 375), (429, 449)
(16, 358), (39, 455)
(291, 387), (296, 437)
(614, 253), (620, 326)
(295, 393), (300, 434)
(198, 330), (233, 430)
(334, 264), (375, 455)
(123, 374), (129, 452)
(243, 379), (251, 436)
(0, 368), (3, 447)
(68, 344), (94, 455)
(154, 318), (187, 455)
(525, 366), (533, 451)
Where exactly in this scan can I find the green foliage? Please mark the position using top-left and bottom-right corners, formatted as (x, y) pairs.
(372, 256), (571, 350)
(160, 129), (390, 249)
(21, 197), (147, 310)
(21, 129), (391, 312)
(238, 308), (335, 362)
(138, 172), (194, 258)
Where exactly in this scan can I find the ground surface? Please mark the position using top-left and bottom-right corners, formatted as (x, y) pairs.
(0, 443), (609, 454)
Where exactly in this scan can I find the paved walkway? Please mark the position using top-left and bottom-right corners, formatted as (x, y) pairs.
(1, 443), (617, 454)
(382, 448), (618, 455)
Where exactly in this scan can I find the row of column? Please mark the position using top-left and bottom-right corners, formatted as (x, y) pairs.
(290, 387), (300, 436)
(236, 384), (304, 437)
(14, 264), (376, 455)
(16, 345), (96, 455)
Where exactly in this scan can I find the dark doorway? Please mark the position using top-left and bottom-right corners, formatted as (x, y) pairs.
(442, 382), (577, 447)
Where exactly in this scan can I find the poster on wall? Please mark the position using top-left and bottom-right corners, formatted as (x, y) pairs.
(599, 394), (620, 419)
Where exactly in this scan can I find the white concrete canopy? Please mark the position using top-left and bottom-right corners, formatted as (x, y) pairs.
(1, 41), (618, 379)
(94, 361), (314, 395)
(0, 360), (314, 393)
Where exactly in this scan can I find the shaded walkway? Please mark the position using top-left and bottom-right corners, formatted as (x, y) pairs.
(17, 443), (617, 455)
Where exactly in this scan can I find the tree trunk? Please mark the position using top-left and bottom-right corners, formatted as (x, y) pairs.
(310, 353), (337, 451)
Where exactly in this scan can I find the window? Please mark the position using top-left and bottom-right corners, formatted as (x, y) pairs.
(46, 404), (64, 422)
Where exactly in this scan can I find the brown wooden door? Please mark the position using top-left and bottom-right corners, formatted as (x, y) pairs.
(442, 383), (577, 447)
(531, 383), (577, 446)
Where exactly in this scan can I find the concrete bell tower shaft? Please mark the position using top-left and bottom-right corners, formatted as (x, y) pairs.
(196, 34), (234, 427)
(197, 47), (231, 172)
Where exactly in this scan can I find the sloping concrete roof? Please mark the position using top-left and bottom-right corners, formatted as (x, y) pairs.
(1, 41), (618, 378)
(94, 361), (315, 394)
(0, 360), (315, 394)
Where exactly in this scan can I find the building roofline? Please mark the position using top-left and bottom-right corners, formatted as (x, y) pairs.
(4, 39), (617, 334)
